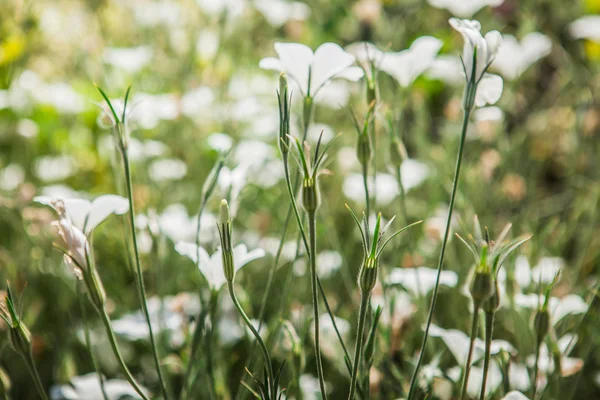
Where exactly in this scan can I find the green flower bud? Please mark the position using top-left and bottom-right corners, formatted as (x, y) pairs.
(301, 177), (320, 214)
(8, 320), (32, 356)
(279, 73), (288, 100)
(356, 133), (372, 167)
(218, 200), (235, 282)
(220, 199), (230, 226)
(359, 256), (378, 294)
(84, 267), (107, 313)
(482, 279), (500, 313)
(278, 73), (290, 155)
(533, 309), (550, 344)
(469, 271), (493, 307)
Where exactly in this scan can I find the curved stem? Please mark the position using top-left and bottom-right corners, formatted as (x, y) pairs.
(348, 293), (370, 399)
(309, 212), (328, 399)
(228, 281), (275, 396)
(479, 312), (495, 400)
(407, 104), (472, 400)
(99, 307), (150, 400)
(122, 151), (169, 400)
(460, 306), (480, 400)
(23, 352), (49, 400)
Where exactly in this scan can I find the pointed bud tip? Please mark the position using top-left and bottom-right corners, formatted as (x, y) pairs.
(220, 199), (230, 224)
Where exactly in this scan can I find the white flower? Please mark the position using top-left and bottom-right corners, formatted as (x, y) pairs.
(427, 55), (465, 84)
(504, 256), (564, 289)
(34, 155), (77, 182)
(428, 0), (504, 18)
(316, 250), (343, 278)
(197, 0), (247, 19)
(429, 324), (515, 366)
(148, 158), (188, 182)
(0, 164), (24, 191)
(501, 392), (530, 400)
(51, 373), (149, 400)
(568, 15), (600, 41)
(311, 313), (350, 361)
(103, 46), (153, 73)
(158, 204), (216, 243)
(35, 194), (129, 235)
(254, 0), (310, 27)
(345, 42), (385, 77)
(259, 42), (364, 97)
(380, 36), (443, 87)
(129, 92), (180, 130)
(492, 33), (552, 79)
(527, 334), (583, 377)
(513, 293), (587, 325)
(387, 266), (458, 295)
(196, 29), (220, 61)
(131, 1), (181, 27)
(181, 86), (215, 118)
(175, 242), (266, 290)
(449, 18), (503, 106)
(207, 132), (233, 152)
(218, 165), (248, 216)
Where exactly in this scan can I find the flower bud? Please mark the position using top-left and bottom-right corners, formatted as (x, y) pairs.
(533, 309), (550, 344)
(469, 271), (493, 307)
(84, 266), (107, 312)
(220, 199), (230, 226)
(301, 177), (320, 214)
(358, 256), (378, 294)
(8, 320), (32, 356)
(278, 73), (290, 155)
(482, 279), (500, 313)
(279, 73), (288, 100)
(356, 133), (372, 168)
(218, 200), (235, 282)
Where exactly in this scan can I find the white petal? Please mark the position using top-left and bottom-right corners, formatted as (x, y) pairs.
(514, 255), (532, 288)
(175, 241), (201, 264)
(274, 42), (313, 95)
(484, 30), (503, 63)
(85, 195), (129, 234)
(64, 199), (93, 232)
(568, 16), (600, 41)
(310, 42), (356, 93)
(333, 66), (364, 82)
(387, 267), (457, 295)
(234, 244), (266, 272)
(501, 391), (531, 400)
(428, 324), (471, 366)
(475, 73), (503, 107)
(509, 364), (531, 392)
(258, 57), (283, 71)
(552, 294), (587, 323)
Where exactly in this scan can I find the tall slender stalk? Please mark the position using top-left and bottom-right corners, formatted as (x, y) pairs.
(460, 307), (480, 400)
(407, 104), (473, 400)
(22, 353), (48, 400)
(348, 294), (370, 399)
(122, 151), (169, 399)
(308, 212), (328, 399)
(479, 312), (495, 400)
(362, 163), (371, 222)
(532, 342), (541, 399)
(99, 307), (150, 400)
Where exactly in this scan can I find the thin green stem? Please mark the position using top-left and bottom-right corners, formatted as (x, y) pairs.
(228, 281), (275, 396)
(407, 104), (473, 400)
(206, 291), (219, 398)
(479, 312), (495, 400)
(532, 341), (541, 399)
(309, 212), (328, 399)
(348, 294), (370, 399)
(362, 163), (370, 224)
(460, 306), (480, 400)
(99, 308), (150, 400)
(122, 151), (169, 400)
(318, 277), (352, 371)
(78, 287), (109, 400)
(23, 353), (49, 400)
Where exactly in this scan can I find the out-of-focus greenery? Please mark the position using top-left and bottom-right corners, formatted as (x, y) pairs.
(0, 0), (599, 399)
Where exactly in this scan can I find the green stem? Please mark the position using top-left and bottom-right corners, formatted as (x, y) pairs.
(407, 104), (473, 400)
(122, 151), (169, 399)
(228, 281), (275, 396)
(479, 312), (495, 400)
(205, 291), (219, 398)
(308, 212), (328, 400)
(98, 308), (150, 400)
(460, 306), (480, 400)
(78, 287), (109, 400)
(348, 294), (370, 400)
(362, 163), (370, 226)
(532, 340), (541, 399)
(23, 352), (49, 400)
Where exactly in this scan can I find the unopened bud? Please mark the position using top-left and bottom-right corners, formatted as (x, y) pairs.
(220, 199), (230, 226)
(533, 309), (550, 344)
(218, 200), (235, 282)
(279, 73), (288, 99)
(301, 177), (320, 214)
(84, 267), (107, 312)
(279, 73), (291, 155)
(8, 321), (31, 356)
(356, 133), (372, 167)
(359, 256), (378, 294)
(469, 271), (493, 307)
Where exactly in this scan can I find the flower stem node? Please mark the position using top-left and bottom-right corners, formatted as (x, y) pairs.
(217, 200), (235, 283)
(301, 177), (321, 214)
(533, 309), (550, 344)
(469, 271), (493, 307)
(359, 256), (378, 294)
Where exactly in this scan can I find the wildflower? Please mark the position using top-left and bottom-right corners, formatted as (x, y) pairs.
(428, 0), (504, 18)
(492, 33), (552, 80)
(148, 158), (188, 182)
(568, 15), (600, 41)
(50, 373), (149, 400)
(380, 36), (443, 87)
(449, 18), (503, 108)
(501, 392), (530, 400)
(175, 241), (265, 291)
(34, 155), (76, 183)
(386, 266), (458, 296)
(254, 0), (310, 27)
(102, 46), (153, 73)
(527, 334), (584, 377)
(259, 42), (364, 98)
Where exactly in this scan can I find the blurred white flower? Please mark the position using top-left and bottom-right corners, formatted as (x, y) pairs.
(197, 0), (247, 19)
(175, 242), (265, 290)
(35, 194), (129, 235)
(568, 15), (600, 41)
(0, 164), (25, 191)
(380, 36), (443, 87)
(34, 155), (77, 182)
(474, 106), (504, 122)
(492, 33), (552, 80)
(148, 158), (188, 182)
(513, 293), (587, 324)
(207, 133), (234, 152)
(312, 80), (352, 108)
(158, 204), (215, 243)
(300, 374), (331, 400)
(259, 42), (363, 97)
(450, 18), (503, 106)
(427, 55), (465, 84)
(196, 29), (220, 60)
(181, 86), (215, 118)
(501, 392), (530, 400)
(345, 42), (385, 78)
(428, 0), (504, 18)
(312, 313), (350, 360)
(103, 46), (153, 73)
(387, 266), (458, 295)
(131, 0), (181, 27)
(50, 372), (148, 400)
(130, 93), (180, 129)
(99, 136), (168, 162)
(17, 119), (39, 138)
(429, 324), (515, 366)
(254, 0), (310, 27)
(526, 334), (583, 377)
(218, 165), (248, 216)
(509, 363), (531, 392)
(507, 256), (564, 288)
(316, 250), (343, 278)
